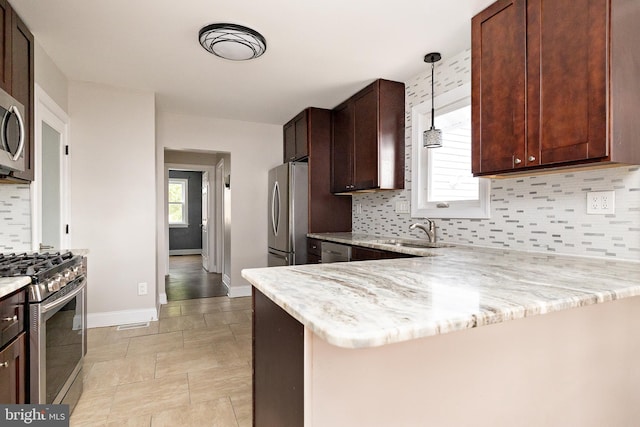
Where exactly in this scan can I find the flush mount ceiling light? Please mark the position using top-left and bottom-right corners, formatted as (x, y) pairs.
(198, 23), (267, 61)
(423, 52), (442, 148)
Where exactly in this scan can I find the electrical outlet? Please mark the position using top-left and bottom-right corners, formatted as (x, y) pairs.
(355, 203), (363, 214)
(586, 191), (615, 214)
(395, 201), (410, 214)
(137, 282), (148, 296)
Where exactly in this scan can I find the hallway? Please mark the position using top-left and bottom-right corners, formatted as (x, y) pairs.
(165, 255), (228, 301)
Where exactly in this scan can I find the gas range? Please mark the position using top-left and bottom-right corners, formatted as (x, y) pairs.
(0, 250), (88, 408)
(0, 251), (84, 302)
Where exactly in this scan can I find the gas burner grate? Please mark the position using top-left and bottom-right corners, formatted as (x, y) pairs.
(0, 252), (75, 277)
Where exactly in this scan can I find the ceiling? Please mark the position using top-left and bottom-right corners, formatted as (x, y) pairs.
(11, 0), (494, 125)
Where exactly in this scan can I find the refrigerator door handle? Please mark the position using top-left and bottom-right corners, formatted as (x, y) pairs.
(272, 181), (280, 236)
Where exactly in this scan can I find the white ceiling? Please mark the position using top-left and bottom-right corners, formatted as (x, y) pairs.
(11, 0), (494, 125)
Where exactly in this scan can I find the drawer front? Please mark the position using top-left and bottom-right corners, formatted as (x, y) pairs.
(0, 331), (26, 404)
(0, 290), (25, 349)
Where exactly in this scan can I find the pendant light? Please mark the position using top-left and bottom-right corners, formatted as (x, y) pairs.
(199, 23), (267, 61)
(423, 52), (442, 148)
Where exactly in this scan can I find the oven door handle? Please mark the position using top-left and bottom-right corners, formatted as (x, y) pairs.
(41, 278), (86, 314)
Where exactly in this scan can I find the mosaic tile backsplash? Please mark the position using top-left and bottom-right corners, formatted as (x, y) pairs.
(0, 184), (31, 251)
(352, 49), (640, 261)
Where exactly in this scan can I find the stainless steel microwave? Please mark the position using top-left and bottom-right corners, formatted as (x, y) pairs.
(0, 87), (25, 174)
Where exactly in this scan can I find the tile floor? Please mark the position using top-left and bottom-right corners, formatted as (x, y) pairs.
(70, 296), (253, 427)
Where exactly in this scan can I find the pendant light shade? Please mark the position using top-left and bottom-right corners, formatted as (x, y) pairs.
(199, 23), (267, 61)
(423, 52), (442, 148)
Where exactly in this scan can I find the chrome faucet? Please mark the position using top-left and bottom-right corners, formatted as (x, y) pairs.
(410, 220), (436, 243)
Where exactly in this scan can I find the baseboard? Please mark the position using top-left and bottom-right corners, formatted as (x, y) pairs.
(228, 285), (251, 298)
(169, 249), (202, 256)
(87, 308), (158, 328)
(159, 293), (168, 305)
(222, 273), (231, 288)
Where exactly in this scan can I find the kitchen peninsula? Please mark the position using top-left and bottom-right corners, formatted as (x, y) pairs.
(242, 236), (640, 426)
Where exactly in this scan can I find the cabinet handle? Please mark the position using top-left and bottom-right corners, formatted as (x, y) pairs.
(1, 315), (17, 322)
(528, 155), (536, 162)
(514, 158), (522, 165)
(0, 362), (8, 368)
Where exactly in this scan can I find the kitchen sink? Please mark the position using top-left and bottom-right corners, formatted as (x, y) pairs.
(375, 239), (451, 249)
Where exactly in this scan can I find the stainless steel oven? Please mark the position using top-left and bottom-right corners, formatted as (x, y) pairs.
(0, 251), (87, 411)
(30, 274), (86, 409)
(0, 86), (25, 174)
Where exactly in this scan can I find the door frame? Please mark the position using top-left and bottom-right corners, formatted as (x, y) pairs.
(32, 84), (71, 251)
(164, 163), (216, 272)
(215, 158), (224, 275)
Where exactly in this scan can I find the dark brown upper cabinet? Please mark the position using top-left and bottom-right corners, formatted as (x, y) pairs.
(0, 0), (11, 94)
(0, 2), (34, 182)
(9, 11), (34, 182)
(472, 0), (640, 176)
(282, 108), (352, 240)
(283, 111), (308, 162)
(330, 79), (405, 194)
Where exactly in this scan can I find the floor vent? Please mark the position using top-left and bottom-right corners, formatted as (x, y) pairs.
(116, 322), (150, 331)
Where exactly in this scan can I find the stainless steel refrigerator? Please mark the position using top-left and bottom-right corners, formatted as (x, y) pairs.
(268, 162), (308, 267)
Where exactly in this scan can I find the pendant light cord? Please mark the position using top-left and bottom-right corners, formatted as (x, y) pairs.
(430, 62), (435, 130)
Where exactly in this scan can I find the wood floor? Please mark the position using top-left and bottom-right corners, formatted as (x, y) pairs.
(166, 255), (227, 301)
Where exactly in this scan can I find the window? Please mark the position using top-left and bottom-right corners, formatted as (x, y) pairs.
(411, 83), (490, 219)
(168, 178), (189, 227)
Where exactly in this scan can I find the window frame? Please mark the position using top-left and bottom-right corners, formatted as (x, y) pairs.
(411, 83), (490, 219)
(168, 178), (189, 228)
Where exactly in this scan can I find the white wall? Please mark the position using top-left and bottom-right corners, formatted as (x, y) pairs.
(69, 81), (157, 326)
(35, 41), (68, 113)
(156, 111), (281, 297)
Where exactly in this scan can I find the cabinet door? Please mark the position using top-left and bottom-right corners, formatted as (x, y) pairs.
(352, 85), (379, 190)
(10, 12), (33, 182)
(472, 0), (527, 174)
(0, 332), (26, 404)
(283, 121), (295, 163)
(294, 112), (308, 159)
(527, 0), (608, 165)
(351, 246), (383, 261)
(0, 0), (10, 93)
(331, 102), (353, 193)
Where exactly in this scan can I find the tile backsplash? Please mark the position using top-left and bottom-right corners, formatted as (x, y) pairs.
(0, 184), (31, 251)
(352, 49), (640, 261)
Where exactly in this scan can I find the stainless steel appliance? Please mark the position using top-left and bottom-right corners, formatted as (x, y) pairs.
(320, 242), (351, 263)
(0, 87), (26, 174)
(268, 162), (308, 266)
(0, 252), (86, 411)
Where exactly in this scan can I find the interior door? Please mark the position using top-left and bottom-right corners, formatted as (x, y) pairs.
(201, 171), (209, 271)
(41, 121), (62, 250)
(36, 86), (70, 253)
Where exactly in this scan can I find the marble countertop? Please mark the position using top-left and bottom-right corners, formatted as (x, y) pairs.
(242, 234), (640, 349)
(0, 276), (31, 299)
(308, 232), (449, 256)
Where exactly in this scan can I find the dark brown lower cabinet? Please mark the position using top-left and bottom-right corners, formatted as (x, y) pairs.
(351, 246), (414, 261)
(0, 332), (25, 404)
(253, 289), (303, 427)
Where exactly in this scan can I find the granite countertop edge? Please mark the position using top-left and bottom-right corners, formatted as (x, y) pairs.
(0, 276), (32, 299)
(243, 233), (640, 349)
